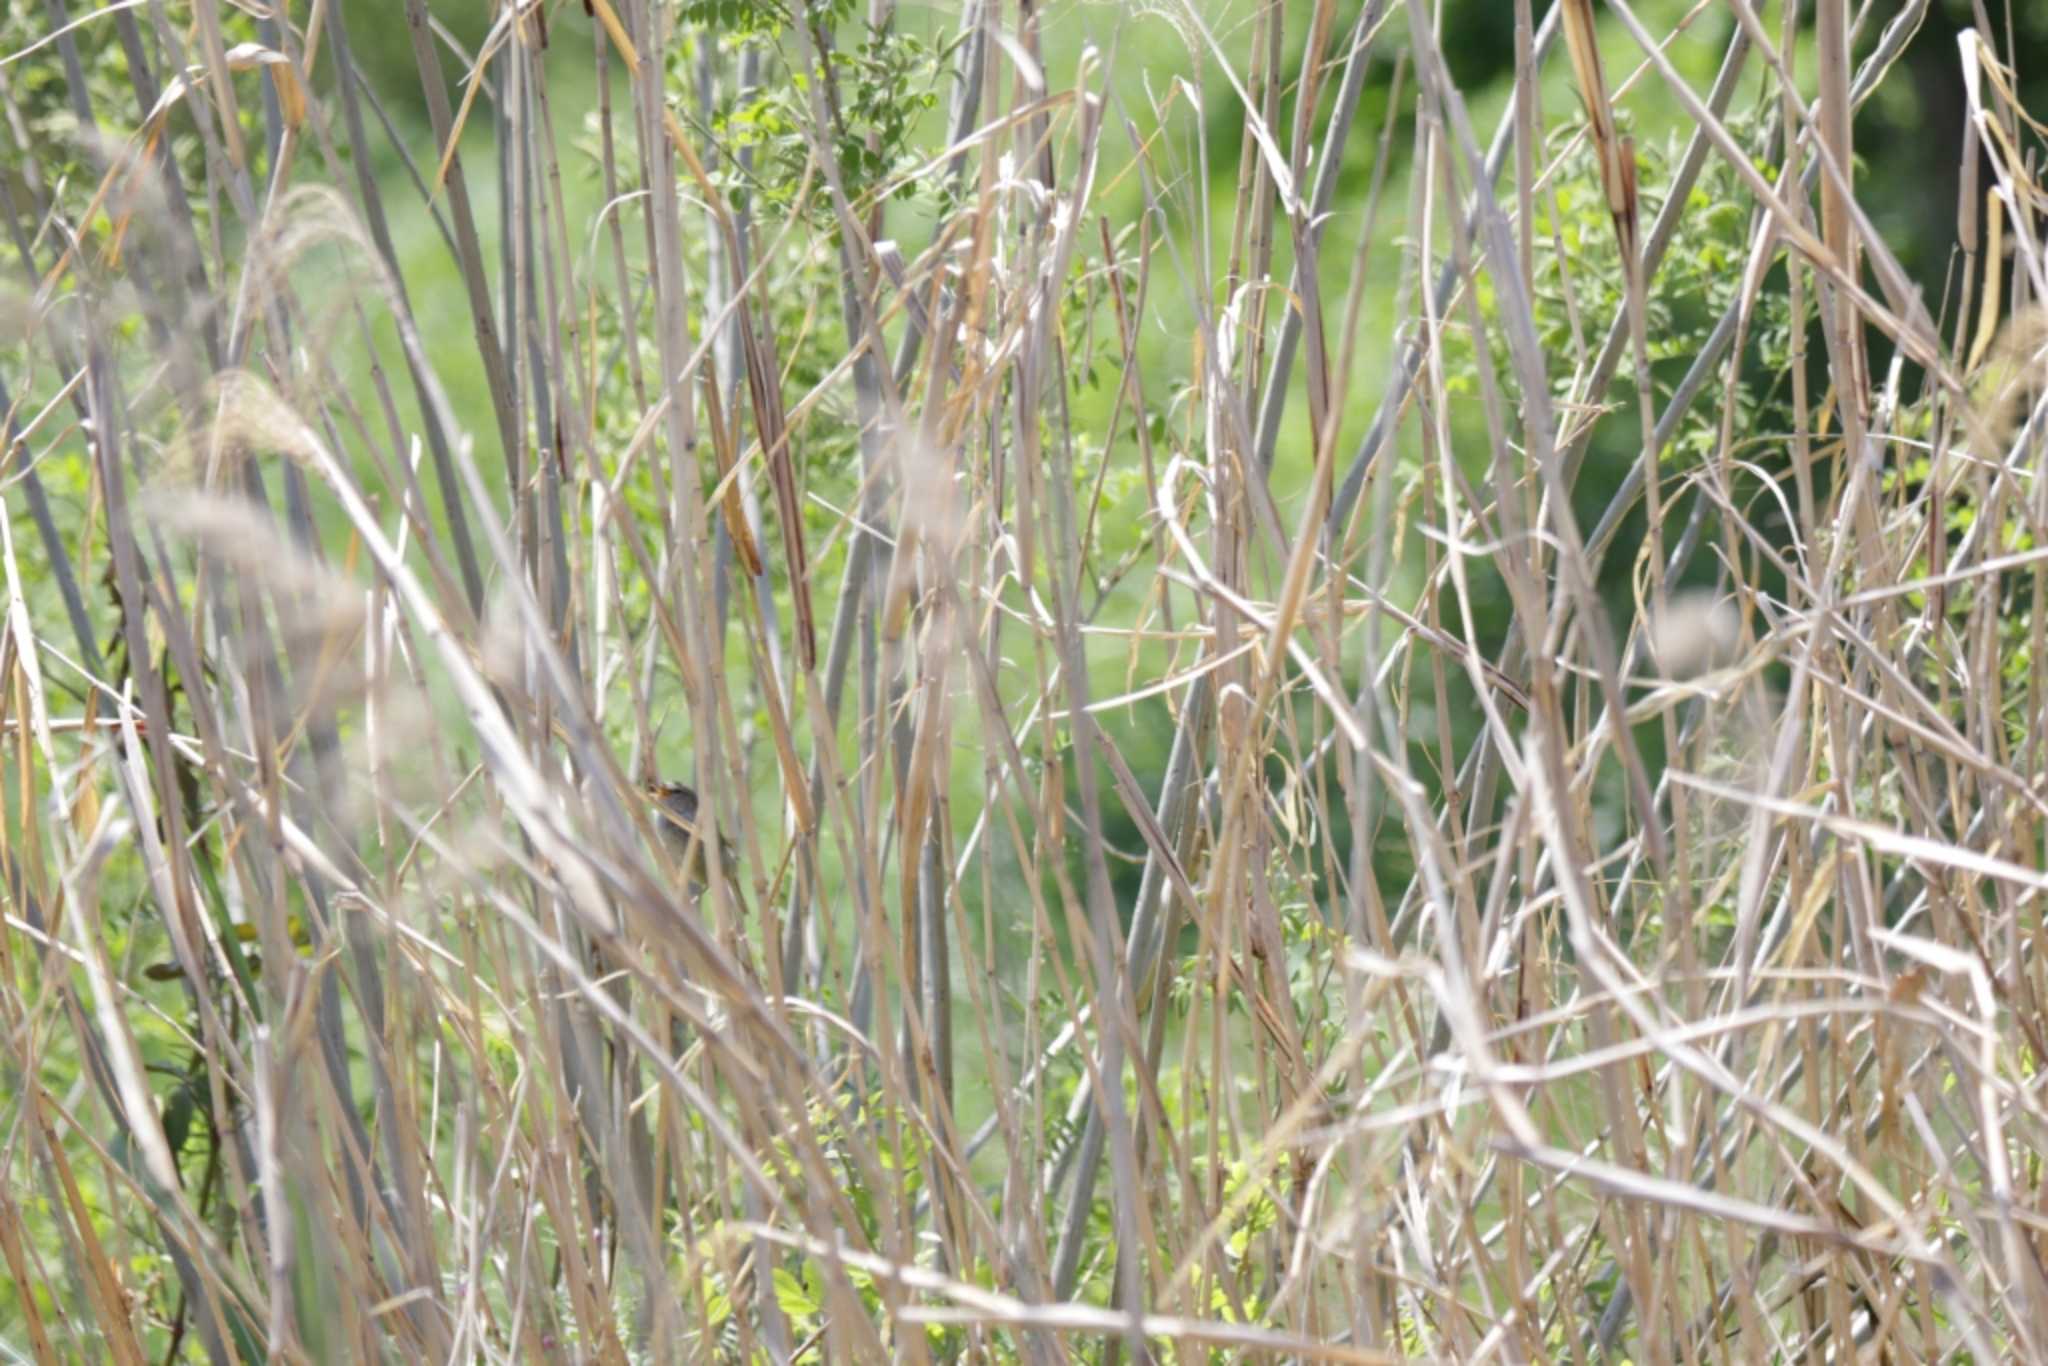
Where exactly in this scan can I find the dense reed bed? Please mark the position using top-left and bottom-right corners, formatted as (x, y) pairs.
(6, 0), (2048, 1358)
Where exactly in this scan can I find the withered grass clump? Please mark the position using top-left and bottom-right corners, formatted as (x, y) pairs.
(5, 1), (2048, 1360)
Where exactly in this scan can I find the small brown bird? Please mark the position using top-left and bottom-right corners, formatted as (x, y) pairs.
(644, 779), (739, 891)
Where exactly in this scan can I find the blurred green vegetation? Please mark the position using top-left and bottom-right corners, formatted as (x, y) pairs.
(9, 0), (2045, 944)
